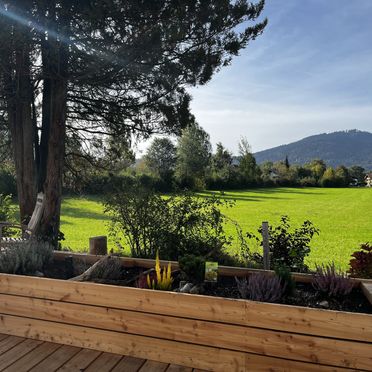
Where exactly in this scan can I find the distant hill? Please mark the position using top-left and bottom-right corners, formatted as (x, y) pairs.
(254, 130), (372, 170)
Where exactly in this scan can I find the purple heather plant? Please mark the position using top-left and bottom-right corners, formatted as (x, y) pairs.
(235, 273), (286, 303)
(312, 263), (354, 297)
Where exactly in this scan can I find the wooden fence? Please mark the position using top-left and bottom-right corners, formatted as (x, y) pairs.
(0, 273), (371, 371)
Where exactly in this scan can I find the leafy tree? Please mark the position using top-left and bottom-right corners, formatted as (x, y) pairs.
(238, 137), (261, 185)
(63, 135), (135, 193)
(175, 123), (212, 189)
(320, 167), (337, 187)
(284, 155), (290, 169)
(144, 138), (177, 181)
(349, 166), (366, 184)
(306, 159), (327, 181)
(213, 143), (233, 170)
(208, 142), (239, 188)
(271, 161), (298, 186)
(0, 1), (267, 240)
(259, 161), (274, 184)
(335, 165), (350, 187)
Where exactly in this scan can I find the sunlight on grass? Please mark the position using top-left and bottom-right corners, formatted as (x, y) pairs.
(59, 188), (372, 270)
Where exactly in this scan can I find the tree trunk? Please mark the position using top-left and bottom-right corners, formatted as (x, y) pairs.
(40, 73), (68, 239)
(5, 28), (37, 222)
(39, 3), (70, 241)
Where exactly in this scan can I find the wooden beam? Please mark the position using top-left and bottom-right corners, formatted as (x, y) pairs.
(0, 314), (358, 372)
(0, 294), (370, 368)
(0, 274), (371, 342)
(0, 314), (246, 372)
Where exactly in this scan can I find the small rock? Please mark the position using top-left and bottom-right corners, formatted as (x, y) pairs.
(34, 271), (45, 277)
(190, 285), (200, 294)
(319, 300), (329, 308)
(180, 283), (193, 293)
(179, 280), (187, 289)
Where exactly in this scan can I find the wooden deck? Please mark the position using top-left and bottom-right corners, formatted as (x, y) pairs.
(0, 334), (205, 372)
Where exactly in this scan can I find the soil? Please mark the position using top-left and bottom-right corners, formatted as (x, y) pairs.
(43, 259), (372, 314)
(202, 275), (372, 314)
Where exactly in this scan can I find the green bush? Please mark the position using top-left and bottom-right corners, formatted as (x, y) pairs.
(247, 216), (319, 272)
(0, 168), (17, 196)
(0, 194), (14, 221)
(104, 176), (234, 262)
(179, 254), (205, 283)
(0, 194), (16, 237)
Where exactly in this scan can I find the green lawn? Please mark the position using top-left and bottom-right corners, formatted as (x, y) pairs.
(60, 188), (372, 270)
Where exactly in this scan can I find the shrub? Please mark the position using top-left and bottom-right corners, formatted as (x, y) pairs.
(0, 194), (15, 221)
(235, 273), (286, 303)
(348, 243), (372, 278)
(247, 216), (319, 272)
(0, 239), (53, 274)
(0, 168), (17, 196)
(179, 254), (205, 283)
(104, 176), (234, 261)
(298, 176), (317, 187)
(312, 263), (353, 297)
(0, 194), (16, 237)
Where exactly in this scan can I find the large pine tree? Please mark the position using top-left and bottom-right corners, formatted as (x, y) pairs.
(0, 0), (267, 241)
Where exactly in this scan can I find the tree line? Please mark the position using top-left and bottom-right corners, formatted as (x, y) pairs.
(138, 124), (369, 190)
(8, 121), (360, 195)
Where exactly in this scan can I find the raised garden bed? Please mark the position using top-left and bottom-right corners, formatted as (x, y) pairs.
(0, 252), (372, 371)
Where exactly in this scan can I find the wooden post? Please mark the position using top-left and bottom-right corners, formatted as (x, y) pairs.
(89, 236), (107, 256)
(262, 222), (270, 270)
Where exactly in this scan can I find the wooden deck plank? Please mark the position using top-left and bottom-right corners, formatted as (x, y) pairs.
(0, 338), (42, 371)
(0, 334), (9, 344)
(84, 352), (123, 372)
(0, 336), (25, 355)
(0, 333), (355, 372)
(166, 365), (193, 372)
(138, 360), (169, 372)
(4, 342), (61, 372)
(56, 348), (101, 371)
(111, 356), (146, 372)
(29, 344), (81, 371)
(0, 314), (247, 372)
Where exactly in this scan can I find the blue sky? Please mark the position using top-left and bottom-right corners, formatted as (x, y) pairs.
(188, 0), (372, 154)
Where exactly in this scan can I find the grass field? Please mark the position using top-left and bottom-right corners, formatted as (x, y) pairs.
(60, 188), (372, 270)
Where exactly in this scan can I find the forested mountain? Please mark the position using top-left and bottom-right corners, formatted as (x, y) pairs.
(254, 130), (372, 170)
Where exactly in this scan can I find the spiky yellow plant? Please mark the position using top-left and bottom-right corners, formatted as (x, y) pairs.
(147, 251), (173, 291)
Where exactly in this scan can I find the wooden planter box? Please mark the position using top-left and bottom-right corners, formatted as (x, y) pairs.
(0, 253), (371, 371)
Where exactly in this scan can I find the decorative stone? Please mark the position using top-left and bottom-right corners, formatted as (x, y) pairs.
(190, 285), (200, 294)
(179, 280), (187, 289)
(180, 282), (193, 293)
(319, 300), (329, 308)
(34, 271), (45, 277)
